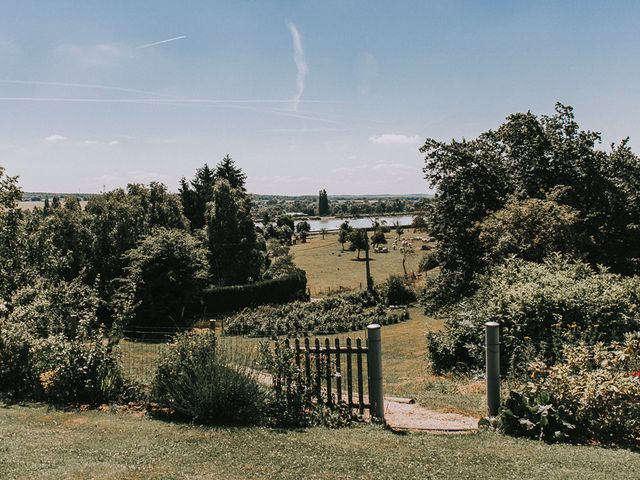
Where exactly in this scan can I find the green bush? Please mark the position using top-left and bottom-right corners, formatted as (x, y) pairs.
(151, 331), (264, 425)
(381, 275), (417, 306)
(0, 321), (36, 398)
(122, 227), (209, 329)
(224, 290), (406, 337)
(201, 269), (308, 314)
(32, 334), (126, 405)
(427, 255), (640, 373)
(9, 278), (101, 338)
(495, 336), (640, 446)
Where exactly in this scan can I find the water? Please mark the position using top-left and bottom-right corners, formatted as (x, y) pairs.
(258, 214), (416, 232)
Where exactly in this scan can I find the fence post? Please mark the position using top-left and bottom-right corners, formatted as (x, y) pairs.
(485, 321), (500, 417)
(366, 323), (384, 422)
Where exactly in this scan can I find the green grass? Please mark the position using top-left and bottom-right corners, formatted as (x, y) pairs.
(1, 403), (638, 480)
(291, 232), (434, 296)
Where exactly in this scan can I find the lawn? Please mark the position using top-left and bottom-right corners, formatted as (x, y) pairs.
(291, 231), (434, 296)
(1, 403), (639, 480)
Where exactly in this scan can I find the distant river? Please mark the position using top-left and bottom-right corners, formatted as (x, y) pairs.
(257, 214), (416, 233)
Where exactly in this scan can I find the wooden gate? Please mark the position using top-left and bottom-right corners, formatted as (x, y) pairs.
(282, 337), (370, 414)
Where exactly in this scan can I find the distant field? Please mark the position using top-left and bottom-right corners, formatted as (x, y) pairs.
(19, 200), (88, 210)
(291, 231), (434, 296)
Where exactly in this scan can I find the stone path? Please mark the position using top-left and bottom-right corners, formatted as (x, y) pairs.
(382, 398), (479, 433)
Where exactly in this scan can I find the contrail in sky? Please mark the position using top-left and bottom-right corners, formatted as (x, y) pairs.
(287, 22), (307, 112)
(136, 35), (186, 49)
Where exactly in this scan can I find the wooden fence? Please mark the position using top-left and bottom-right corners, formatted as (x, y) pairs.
(282, 337), (371, 414)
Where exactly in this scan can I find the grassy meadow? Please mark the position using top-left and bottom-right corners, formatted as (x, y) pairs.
(291, 231), (434, 296)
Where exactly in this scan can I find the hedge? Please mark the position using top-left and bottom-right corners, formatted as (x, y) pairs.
(201, 270), (308, 314)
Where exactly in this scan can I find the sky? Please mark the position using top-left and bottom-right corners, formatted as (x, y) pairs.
(1, 1), (640, 195)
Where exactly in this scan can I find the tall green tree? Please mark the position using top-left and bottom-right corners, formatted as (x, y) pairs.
(207, 180), (265, 285)
(422, 103), (640, 307)
(318, 189), (330, 216)
(0, 166), (24, 299)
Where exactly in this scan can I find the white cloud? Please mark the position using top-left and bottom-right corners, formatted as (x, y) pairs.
(108, 140), (119, 146)
(287, 22), (308, 112)
(368, 134), (421, 145)
(44, 134), (66, 142)
(83, 140), (99, 145)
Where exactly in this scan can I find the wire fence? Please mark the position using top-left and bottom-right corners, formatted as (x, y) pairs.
(115, 322), (373, 392)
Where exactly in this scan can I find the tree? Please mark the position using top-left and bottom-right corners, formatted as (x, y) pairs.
(296, 221), (311, 243)
(478, 195), (583, 265)
(318, 189), (330, 216)
(393, 220), (404, 241)
(214, 154), (247, 192)
(337, 221), (352, 252)
(179, 163), (215, 230)
(411, 214), (427, 231)
(421, 103), (640, 307)
(349, 229), (368, 260)
(121, 228), (209, 328)
(207, 179), (265, 285)
(0, 166), (24, 299)
(371, 229), (387, 248)
(400, 243), (415, 278)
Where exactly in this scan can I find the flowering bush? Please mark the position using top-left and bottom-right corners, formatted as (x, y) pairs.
(496, 334), (640, 446)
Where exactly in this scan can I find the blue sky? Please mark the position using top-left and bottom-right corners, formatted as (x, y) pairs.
(1, 1), (639, 194)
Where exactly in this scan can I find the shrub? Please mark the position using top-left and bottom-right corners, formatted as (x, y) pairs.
(32, 334), (126, 405)
(122, 227), (209, 329)
(224, 290), (406, 337)
(427, 255), (640, 373)
(381, 275), (417, 306)
(495, 336), (640, 446)
(151, 331), (264, 425)
(0, 321), (35, 398)
(259, 341), (352, 428)
(200, 269), (308, 314)
(9, 278), (101, 339)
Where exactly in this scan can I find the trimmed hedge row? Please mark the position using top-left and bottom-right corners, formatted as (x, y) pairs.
(200, 270), (308, 314)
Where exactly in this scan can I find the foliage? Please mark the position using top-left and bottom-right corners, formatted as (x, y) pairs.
(151, 331), (264, 425)
(489, 390), (576, 443)
(370, 229), (387, 247)
(259, 341), (352, 428)
(426, 256), (640, 373)
(0, 166), (24, 299)
(348, 229), (368, 259)
(0, 321), (35, 398)
(8, 278), (102, 338)
(478, 194), (583, 265)
(318, 189), (330, 216)
(207, 179), (265, 285)
(201, 270), (308, 314)
(381, 275), (416, 306)
(32, 334), (126, 405)
(419, 251), (439, 272)
(121, 228), (209, 329)
(224, 290), (405, 337)
(422, 103), (640, 307)
(496, 336), (640, 446)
